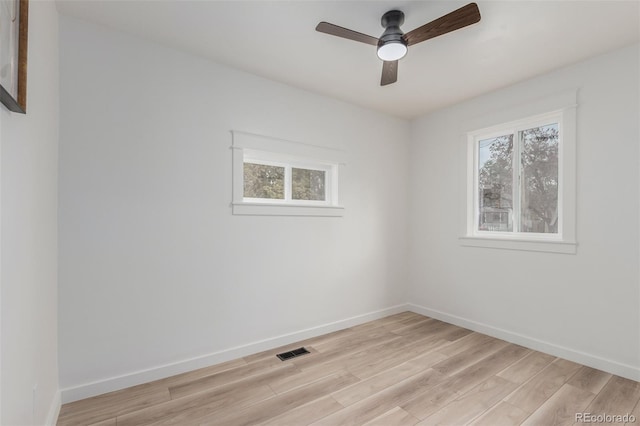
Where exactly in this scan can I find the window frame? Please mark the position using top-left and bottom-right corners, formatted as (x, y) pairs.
(461, 99), (577, 254)
(472, 112), (563, 237)
(242, 150), (334, 206)
(232, 131), (345, 217)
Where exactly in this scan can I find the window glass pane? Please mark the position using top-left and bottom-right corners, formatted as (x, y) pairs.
(243, 162), (285, 199)
(292, 168), (326, 201)
(520, 123), (559, 233)
(478, 135), (513, 232)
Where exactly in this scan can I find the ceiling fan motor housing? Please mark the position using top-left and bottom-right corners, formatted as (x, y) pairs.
(378, 10), (406, 48)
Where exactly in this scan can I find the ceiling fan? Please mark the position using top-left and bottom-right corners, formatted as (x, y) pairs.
(316, 3), (481, 86)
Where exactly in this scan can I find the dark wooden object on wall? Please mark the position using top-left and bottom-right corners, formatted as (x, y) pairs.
(0, 0), (29, 113)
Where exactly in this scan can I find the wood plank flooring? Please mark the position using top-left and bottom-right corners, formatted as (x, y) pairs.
(57, 312), (640, 426)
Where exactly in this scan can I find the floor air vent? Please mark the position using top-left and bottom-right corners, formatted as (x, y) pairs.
(277, 347), (310, 361)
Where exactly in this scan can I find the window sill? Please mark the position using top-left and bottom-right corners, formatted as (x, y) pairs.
(459, 236), (576, 254)
(232, 202), (344, 217)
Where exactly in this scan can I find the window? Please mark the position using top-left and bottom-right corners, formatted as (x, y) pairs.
(462, 102), (576, 254)
(241, 152), (333, 205)
(232, 131), (344, 216)
(476, 120), (559, 234)
(292, 168), (326, 201)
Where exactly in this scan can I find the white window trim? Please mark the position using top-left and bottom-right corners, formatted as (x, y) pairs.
(231, 131), (345, 217)
(460, 91), (577, 254)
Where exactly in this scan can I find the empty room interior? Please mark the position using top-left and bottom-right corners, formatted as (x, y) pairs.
(1, 0), (640, 425)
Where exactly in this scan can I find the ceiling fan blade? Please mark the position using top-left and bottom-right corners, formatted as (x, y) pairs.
(381, 60), (398, 86)
(316, 22), (379, 46)
(403, 3), (481, 46)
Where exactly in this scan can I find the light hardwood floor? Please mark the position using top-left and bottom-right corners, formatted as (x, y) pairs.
(57, 312), (640, 426)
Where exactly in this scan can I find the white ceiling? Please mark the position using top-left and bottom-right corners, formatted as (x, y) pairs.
(56, 0), (640, 119)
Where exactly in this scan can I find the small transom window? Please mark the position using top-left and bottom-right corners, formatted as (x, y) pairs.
(232, 131), (344, 216)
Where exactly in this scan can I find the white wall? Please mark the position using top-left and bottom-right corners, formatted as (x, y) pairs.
(1, 1), (60, 425)
(58, 16), (409, 400)
(408, 44), (640, 379)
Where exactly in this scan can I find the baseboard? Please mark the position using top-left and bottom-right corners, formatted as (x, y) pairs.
(60, 304), (409, 403)
(408, 303), (640, 382)
(45, 390), (61, 426)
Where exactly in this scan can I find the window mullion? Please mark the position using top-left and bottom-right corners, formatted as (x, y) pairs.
(512, 131), (521, 233)
(284, 166), (292, 202)
(325, 168), (332, 205)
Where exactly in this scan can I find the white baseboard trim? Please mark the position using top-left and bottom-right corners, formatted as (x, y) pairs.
(408, 303), (640, 382)
(45, 390), (61, 426)
(60, 304), (409, 404)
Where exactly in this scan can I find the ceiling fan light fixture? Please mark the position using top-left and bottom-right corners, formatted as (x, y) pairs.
(377, 41), (407, 61)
